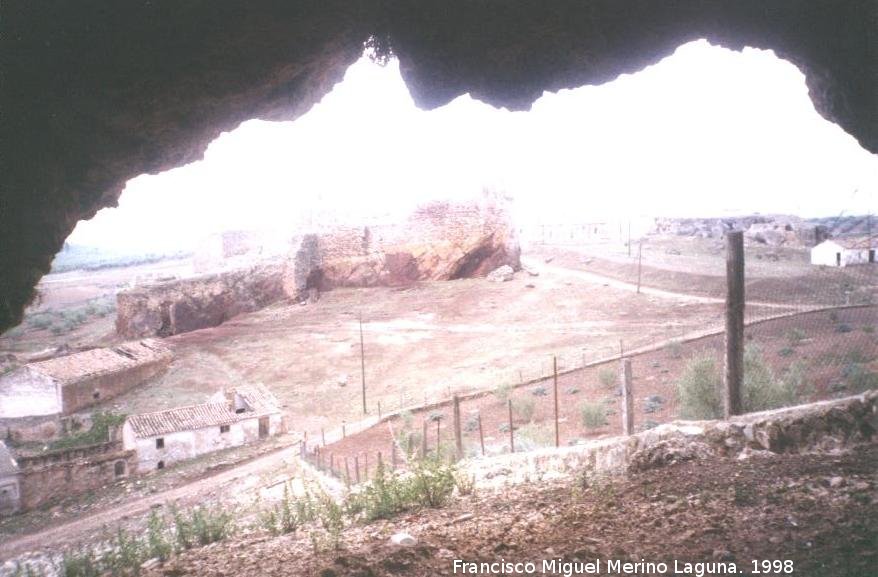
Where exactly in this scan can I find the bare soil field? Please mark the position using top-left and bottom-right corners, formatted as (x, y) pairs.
(142, 443), (878, 577)
(101, 272), (739, 435)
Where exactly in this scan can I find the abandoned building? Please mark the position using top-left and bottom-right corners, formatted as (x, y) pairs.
(122, 384), (283, 471)
(810, 235), (877, 267)
(0, 339), (173, 419)
(0, 441), (21, 515)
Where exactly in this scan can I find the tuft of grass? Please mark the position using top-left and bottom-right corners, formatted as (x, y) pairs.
(494, 382), (513, 404)
(512, 397), (536, 423)
(785, 327), (806, 347)
(598, 368), (617, 389)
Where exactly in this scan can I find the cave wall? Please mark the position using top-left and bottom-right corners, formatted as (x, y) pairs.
(2, 0), (875, 332)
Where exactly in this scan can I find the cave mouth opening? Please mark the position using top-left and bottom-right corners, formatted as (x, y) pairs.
(1, 39), (875, 344)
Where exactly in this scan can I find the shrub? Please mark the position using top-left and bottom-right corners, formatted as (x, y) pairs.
(260, 483), (300, 535)
(512, 397), (535, 423)
(172, 505), (235, 550)
(428, 410), (444, 422)
(494, 383), (513, 404)
(531, 386), (548, 397)
(785, 328), (806, 347)
(516, 422), (554, 450)
(50, 411), (127, 451)
(846, 364), (878, 393)
(580, 402), (607, 429)
(778, 347), (794, 357)
(676, 356), (722, 419)
(598, 368), (616, 389)
(677, 348), (812, 419)
(667, 340), (684, 359)
(410, 456), (457, 508)
(463, 412), (480, 433)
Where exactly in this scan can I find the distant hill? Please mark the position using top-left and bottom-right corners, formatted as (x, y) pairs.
(50, 244), (192, 274)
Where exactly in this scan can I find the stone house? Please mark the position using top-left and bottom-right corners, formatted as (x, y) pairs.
(0, 339), (172, 419)
(0, 441), (21, 515)
(122, 384), (283, 471)
(810, 235), (877, 267)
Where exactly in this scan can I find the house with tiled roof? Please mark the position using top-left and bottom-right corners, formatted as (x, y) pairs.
(0, 339), (172, 418)
(0, 441), (21, 515)
(811, 235), (877, 267)
(122, 384), (283, 471)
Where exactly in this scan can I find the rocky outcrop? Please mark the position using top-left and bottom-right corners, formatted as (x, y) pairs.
(469, 391), (877, 488)
(3, 1), (876, 332)
(653, 214), (832, 247)
(115, 264), (284, 338)
(282, 200), (521, 300)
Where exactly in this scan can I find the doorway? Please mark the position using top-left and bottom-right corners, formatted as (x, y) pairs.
(258, 416), (269, 439)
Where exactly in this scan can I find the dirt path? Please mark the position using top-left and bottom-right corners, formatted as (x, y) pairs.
(0, 443), (302, 559)
(527, 257), (812, 310)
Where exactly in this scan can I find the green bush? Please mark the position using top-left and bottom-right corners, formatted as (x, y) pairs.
(494, 382), (513, 404)
(785, 328), (806, 347)
(676, 347), (813, 419)
(580, 402), (607, 429)
(598, 368), (617, 389)
(172, 505), (235, 550)
(512, 397), (535, 422)
(50, 411), (127, 451)
(676, 356), (722, 419)
(346, 457), (456, 521)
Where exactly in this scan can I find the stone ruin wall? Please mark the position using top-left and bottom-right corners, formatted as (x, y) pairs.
(283, 200), (522, 300)
(116, 264), (285, 338)
(116, 201), (520, 335)
(16, 441), (136, 511)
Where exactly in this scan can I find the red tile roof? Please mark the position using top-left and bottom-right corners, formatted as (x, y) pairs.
(28, 339), (172, 384)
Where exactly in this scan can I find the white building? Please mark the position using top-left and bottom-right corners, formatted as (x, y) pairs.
(0, 441), (21, 516)
(122, 384), (283, 471)
(0, 339), (172, 418)
(810, 235), (877, 267)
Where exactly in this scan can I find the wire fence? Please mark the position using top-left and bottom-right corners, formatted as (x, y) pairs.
(306, 230), (877, 482)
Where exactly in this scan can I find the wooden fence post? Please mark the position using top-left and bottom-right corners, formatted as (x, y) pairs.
(329, 454), (335, 476)
(553, 355), (560, 447)
(360, 316), (367, 415)
(421, 420), (428, 458)
(377, 451), (383, 473)
(378, 400), (382, 419)
(435, 418), (441, 456)
(508, 399), (514, 453)
(621, 358), (634, 436)
(321, 428), (326, 446)
(363, 452), (369, 479)
(478, 413), (485, 456)
(453, 395), (463, 459)
(724, 230), (745, 418)
(637, 241), (643, 294)
(344, 457), (351, 486)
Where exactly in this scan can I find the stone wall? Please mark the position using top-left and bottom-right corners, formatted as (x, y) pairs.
(0, 368), (60, 418)
(283, 199), (521, 300)
(59, 358), (171, 415)
(468, 391), (877, 489)
(116, 264), (285, 338)
(16, 441), (136, 511)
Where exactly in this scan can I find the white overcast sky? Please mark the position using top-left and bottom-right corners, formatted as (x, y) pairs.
(70, 40), (877, 252)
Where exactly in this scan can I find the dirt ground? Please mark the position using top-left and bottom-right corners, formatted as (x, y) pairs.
(140, 442), (878, 577)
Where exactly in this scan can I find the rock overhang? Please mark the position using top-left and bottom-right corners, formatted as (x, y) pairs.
(2, 0), (875, 332)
